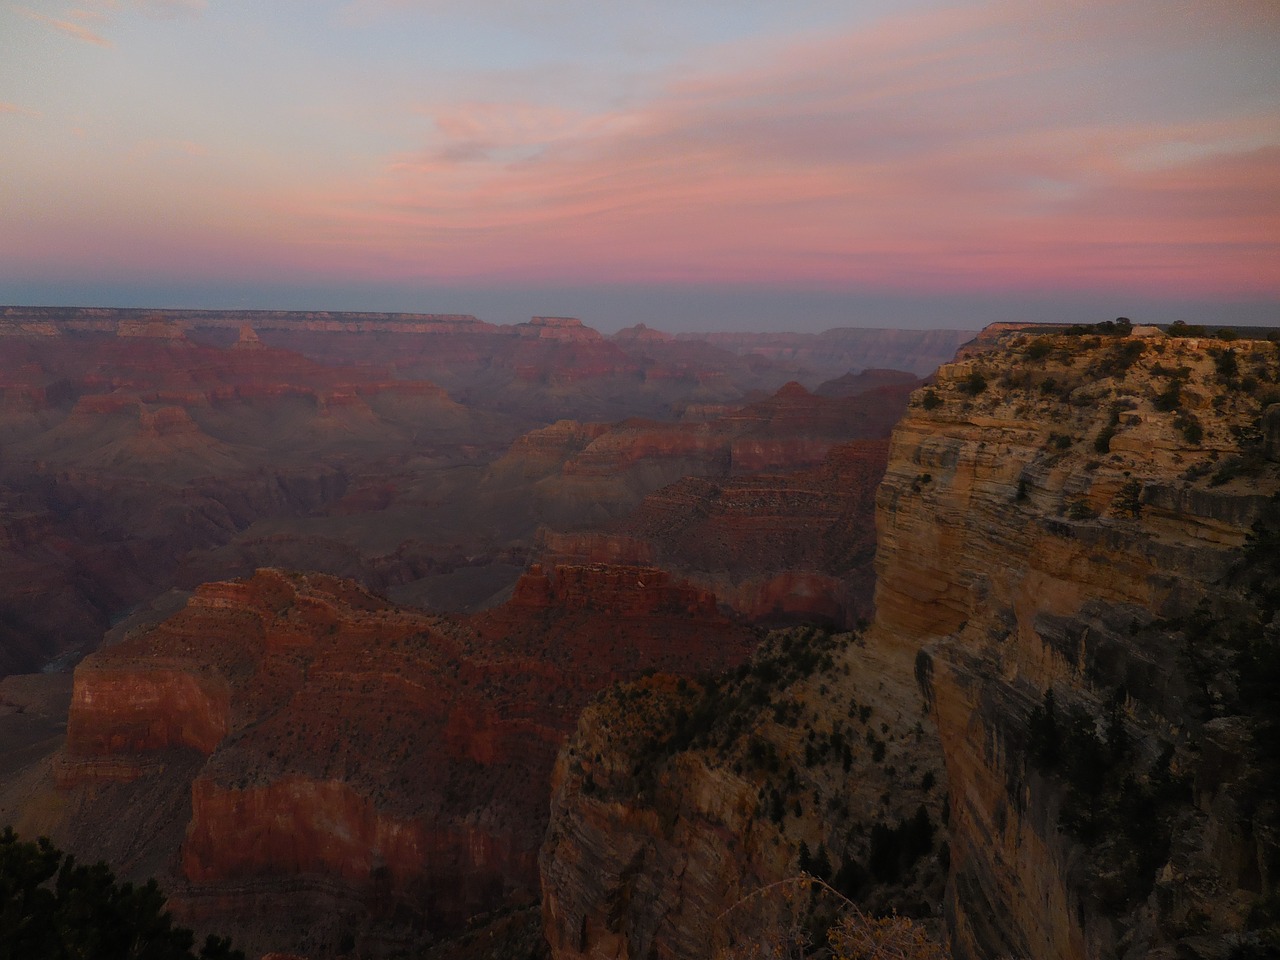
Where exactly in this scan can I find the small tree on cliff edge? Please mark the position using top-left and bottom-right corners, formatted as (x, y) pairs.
(0, 827), (243, 960)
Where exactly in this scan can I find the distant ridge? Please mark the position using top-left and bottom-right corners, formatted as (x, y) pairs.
(0, 305), (493, 333)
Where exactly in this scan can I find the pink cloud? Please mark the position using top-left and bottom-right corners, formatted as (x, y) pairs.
(0, 102), (42, 118)
(18, 7), (112, 45)
(10, 0), (1277, 302)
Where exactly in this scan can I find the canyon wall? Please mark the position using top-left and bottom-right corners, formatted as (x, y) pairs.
(540, 328), (1280, 959)
(873, 331), (1280, 957)
(52, 565), (756, 957)
(542, 439), (889, 627)
(0, 311), (938, 677)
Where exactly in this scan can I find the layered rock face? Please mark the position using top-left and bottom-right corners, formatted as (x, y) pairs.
(55, 565), (755, 956)
(872, 331), (1280, 957)
(518, 380), (912, 630)
(0, 311), (951, 677)
(0, 329), (486, 674)
(540, 328), (1280, 960)
(511, 379), (910, 524)
(542, 439), (889, 627)
(540, 627), (950, 960)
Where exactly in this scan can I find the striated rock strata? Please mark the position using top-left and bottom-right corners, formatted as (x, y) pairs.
(55, 565), (755, 957)
(540, 327), (1280, 959)
(873, 330), (1280, 958)
(541, 439), (889, 627)
(540, 627), (950, 960)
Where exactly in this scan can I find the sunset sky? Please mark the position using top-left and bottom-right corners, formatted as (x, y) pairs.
(3, 0), (1278, 331)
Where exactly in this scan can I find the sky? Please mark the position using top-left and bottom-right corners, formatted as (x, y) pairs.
(2, 0), (1278, 332)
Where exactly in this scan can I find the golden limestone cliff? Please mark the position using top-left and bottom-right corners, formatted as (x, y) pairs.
(540, 327), (1280, 960)
(877, 329), (1280, 959)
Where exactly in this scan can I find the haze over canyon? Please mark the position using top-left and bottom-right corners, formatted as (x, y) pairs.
(1, 308), (1277, 960)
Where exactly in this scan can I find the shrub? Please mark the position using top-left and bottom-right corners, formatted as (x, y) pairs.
(1176, 413), (1203, 445)
(1026, 339), (1053, 361)
(919, 389), (942, 410)
(1113, 478), (1142, 518)
(1067, 498), (1095, 520)
(1094, 409), (1122, 453)
(1153, 381), (1182, 412)
(961, 371), (987, 395)
(1096, 339), (1144, 376)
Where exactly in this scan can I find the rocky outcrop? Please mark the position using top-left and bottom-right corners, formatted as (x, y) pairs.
(518, 318), (603, 342)
(55, 565), (755, 957)
(871, 330), (1280, 958)
(502, 381), (912, 533)
(540, 628), (950, 960)
(540, 327), (1280, 960)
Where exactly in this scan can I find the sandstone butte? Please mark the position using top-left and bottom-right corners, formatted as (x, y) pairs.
(52, 563), (756, 957)
(539, 328), (1280, 960)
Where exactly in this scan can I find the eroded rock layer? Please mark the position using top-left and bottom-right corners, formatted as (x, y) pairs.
(540, 627), (950, 960)
(540, 327), (1280, 960)
(542, 439), (889, 627)
(57, 566), (755, 957)
(873, 331), (1280, 957)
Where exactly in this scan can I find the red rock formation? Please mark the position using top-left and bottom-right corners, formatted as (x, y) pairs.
(0, 326), (491, 675)
(539, 328), (1280, 960)
(543, 439), (889, 627)
(65, 667), (230, 759)
(517, 317), (603, 342)
(54, 565), (755, 956)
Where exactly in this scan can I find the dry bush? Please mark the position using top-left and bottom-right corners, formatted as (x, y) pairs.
(713, 876), (950, 960)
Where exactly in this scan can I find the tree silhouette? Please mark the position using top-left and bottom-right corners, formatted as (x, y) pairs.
(0, 828), (243, 960)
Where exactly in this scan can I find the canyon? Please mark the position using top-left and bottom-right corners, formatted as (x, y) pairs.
(539, 326), (1280, 959)
(0, 309), (949, 678)
(0, 307), (959, 957)
(5, 308), (1276, 959)
(35, 564), (755, 957)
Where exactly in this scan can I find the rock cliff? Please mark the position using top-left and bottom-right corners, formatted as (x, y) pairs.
(54, 565), (756, 957)
(540, 327), (1280, 959)
(874, 330), (1280, 958)
(503, 380), (911, 531)
(540, 627), (950, 960)
(542, 439), (889, 627)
